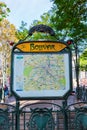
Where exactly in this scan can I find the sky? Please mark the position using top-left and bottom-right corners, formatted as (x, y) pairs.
(2, 0), (53, 29)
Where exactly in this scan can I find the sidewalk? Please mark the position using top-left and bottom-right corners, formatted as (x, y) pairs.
(5, 93), (78, 107)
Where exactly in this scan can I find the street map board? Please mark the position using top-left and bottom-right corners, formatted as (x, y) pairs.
(11, 41), (72, 99)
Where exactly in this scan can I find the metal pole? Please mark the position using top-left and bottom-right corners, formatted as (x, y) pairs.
(75, 44), (80, 99)
(16, 100), (20, 130)
(62, 100), (68, 130)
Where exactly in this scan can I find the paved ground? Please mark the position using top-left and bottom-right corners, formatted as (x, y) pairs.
(5, 93), (78, 107)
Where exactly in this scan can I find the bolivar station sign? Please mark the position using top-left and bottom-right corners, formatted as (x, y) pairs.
(11, 41), (72, 100)
(15, 41), (67, 52)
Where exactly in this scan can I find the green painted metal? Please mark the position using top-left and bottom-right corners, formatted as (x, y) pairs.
(66, 101), (87, 130)
(10, 25), (72, 100)
(10, 41), (72, 100)
(0, 103), (16, 130)
(1, 101), (87, 129)
(74, 106), (87, 130)
(8, 25), (85, 130)
(0, 109), (10, 130)
(26, 108), (55, 130)
(20, 101), (63, 130)
(10, 24), (72, 130)
(16, 100), (20, 130)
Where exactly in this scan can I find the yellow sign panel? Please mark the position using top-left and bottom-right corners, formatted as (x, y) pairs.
(16, 41), (67, 52)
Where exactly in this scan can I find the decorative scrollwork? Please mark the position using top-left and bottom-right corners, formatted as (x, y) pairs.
(29, 24), (55, 36)
(26, 108), (55, 130)
(0, 109), (10, 130)
(74, 106), (87, 130)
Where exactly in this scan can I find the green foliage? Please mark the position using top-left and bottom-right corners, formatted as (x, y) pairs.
(28, 32), (56, 41)
(16, 21), (28, 41)
(50, 0), (87, 70)
(27, 11), (57, 41)
(17, 0), (87, 52)
(80, 49), (87, 70)
(0, 19), (18, 42)
(51, 0), (87, 42)
(0, 2), (10, 21)
(16, 13), (57, 41)
(0, 19), (18, 77)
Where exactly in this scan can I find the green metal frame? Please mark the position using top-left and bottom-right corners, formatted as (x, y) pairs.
(9, 25), (74, 130)
(20, 101), (63, 130)
(0, 101), (87, 130)
(10, 40), (72, 100)
(10, 24), (73, 100)
(0, 103), (16, 130)
(66, 101), (87, 130)
(26, 108), (55, 129)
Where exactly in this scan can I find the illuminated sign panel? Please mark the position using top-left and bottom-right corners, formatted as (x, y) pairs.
(11, 41), (72, 99)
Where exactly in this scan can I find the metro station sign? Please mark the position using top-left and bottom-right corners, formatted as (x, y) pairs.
(11, 41), (72, 100)
(15, 41), (67, 52)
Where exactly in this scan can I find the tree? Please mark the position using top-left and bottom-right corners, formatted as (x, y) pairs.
(0, 2), (10, 21)
(0, 2), (17, 101)
(50, 0), (87, 46)
(0, 18), (18, 92)
(0, 19), (18, 42)
(16, 12), (56, 41)
(50, 0), (87, 97)
(80, 49), (87, 70)
(24, 11), (57, 41)
(16, 21), (28, 41)
(16, 0), (87, 49)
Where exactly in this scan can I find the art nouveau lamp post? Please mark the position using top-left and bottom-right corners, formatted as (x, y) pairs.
(67, 39), (80, 99)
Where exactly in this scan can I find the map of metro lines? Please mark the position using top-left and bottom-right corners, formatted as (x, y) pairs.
(14, 53), (67, 91)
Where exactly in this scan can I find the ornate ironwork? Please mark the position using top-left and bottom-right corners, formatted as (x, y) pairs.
(0, 109), (10, 130)
(29, 24), (55, 36)
(74, 106), (87, 130)
(26, 108), (55, 130)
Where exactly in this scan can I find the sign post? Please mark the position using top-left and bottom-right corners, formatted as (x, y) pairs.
(10, 25), (73, 130)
